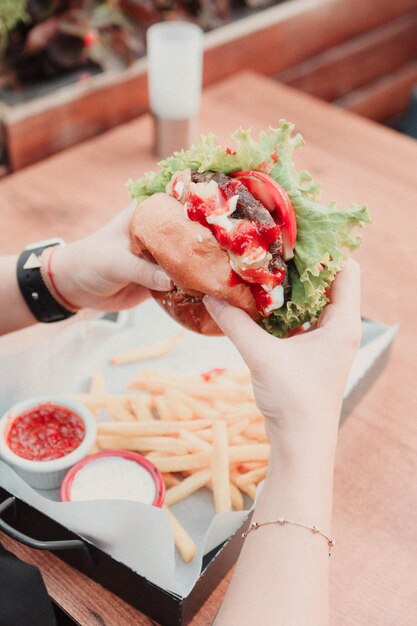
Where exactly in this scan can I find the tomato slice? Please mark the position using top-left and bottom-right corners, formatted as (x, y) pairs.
(231, 170), (297, 260)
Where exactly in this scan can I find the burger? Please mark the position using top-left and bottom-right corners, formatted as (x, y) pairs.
(128, 122), (370, 337)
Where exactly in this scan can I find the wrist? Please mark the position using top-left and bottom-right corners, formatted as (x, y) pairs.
(266, 413), (339, 470)
(41, 245), (81, 312)
(262, 444), (335, 523)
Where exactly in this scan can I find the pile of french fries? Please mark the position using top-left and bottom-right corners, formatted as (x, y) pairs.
(70, 334), (269, 563)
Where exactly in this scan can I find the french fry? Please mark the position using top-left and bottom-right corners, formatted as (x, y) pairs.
(179, 429), (212, 453)
(70, 359), (273, 564)
(206, 480), (244, 511)
(153, 395), (173, 421)
(211, 421), (232, 513)
(212, 400), (240, 413)
(197, 419), (250, 443)
(106, 399), (136, 422)
(98, 435), (189, 455)
(164, 469), (211, 507)
(235, 466), (267, 488)
(69, 392), (132, 407)
(229, 467), (242, 484)
(195, 428), (213, 443)
(127, 369), (200, 391)
(165, 508), (196, 563)
(243, 422), (267, 442)
(109, 333), (184, 365)
(164, 389), (194, 421)
(229, 469), (258, 501)
(128, 395), (154, 421)
(230, 483), (244, 511)
(235, 461), (267, 473)
(227, 419), (250, 441)
(231, 435), (249, 445)
(238, 482), (257, 500)
(145, 451), (162, 461)
(221, 369), (251, 384)
(163, 473), (181, 488)
(225, 407), (264, 423)
(97, 419), (213, 437)
(228, 444), (270, 463)
(181, 396), (221, 420)
(164, 388), (219, 420)
(150, 453), (210, 473)
(89, 370), (106, 395)
(184, 381), (253, 401)
(130, 378), (252, 401)
(212, 399), (256, 412)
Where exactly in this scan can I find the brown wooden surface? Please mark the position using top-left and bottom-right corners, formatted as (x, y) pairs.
(4, 0), (417, 170)
(203, 0), (417, 83)
(335, 59), (417, 120)
(276, 10), (417, 101)
(4, 65), (149, 172)
(1, 72), (417, 625)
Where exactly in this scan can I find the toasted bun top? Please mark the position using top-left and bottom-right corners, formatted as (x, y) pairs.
(129, 193), (259, 319)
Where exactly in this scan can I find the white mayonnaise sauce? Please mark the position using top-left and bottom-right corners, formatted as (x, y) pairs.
(263, 284), (284, 313)
(70, 456), (156, 504)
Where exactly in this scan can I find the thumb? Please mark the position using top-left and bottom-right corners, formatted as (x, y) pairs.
(203, 296), (267, 367)
(110, 251), (173, 291)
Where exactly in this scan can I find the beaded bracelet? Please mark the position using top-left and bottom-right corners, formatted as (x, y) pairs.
(242, 517), (336, 556)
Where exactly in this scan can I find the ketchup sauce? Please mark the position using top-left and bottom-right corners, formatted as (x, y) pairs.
(185, 180), (285, 316)
(6, 403), (86, 461)
(227, 221), (281, 255)
(201, 368), (226, 381)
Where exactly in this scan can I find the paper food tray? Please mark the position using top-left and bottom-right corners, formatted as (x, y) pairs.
(0, 301), (396, 623)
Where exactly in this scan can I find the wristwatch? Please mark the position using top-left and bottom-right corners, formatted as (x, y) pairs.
(17, 238), (76, 323)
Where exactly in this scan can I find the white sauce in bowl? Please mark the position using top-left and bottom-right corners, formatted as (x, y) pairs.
(69, 456), (157, 504)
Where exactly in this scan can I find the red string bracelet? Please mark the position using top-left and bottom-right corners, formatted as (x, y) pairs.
(47, 247), (80, 312)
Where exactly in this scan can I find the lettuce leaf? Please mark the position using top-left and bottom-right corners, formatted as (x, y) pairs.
(126, 121), (371, 337)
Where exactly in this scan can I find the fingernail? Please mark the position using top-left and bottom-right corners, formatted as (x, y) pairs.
(203, 295), (225, 318)
(156, 270), (174, 290)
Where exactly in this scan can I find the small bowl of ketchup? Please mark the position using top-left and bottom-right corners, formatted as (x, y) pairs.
(0, 397), (97, 489)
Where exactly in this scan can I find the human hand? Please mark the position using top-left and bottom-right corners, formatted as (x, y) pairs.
(204, 259), (361, 457)
(46, 203), (173, 312)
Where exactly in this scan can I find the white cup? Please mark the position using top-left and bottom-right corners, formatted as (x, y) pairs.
(0, 396), (97, 489)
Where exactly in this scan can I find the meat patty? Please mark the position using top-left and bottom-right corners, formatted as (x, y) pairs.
(191, 171), (275, 228)
(191, 170), (290, 295)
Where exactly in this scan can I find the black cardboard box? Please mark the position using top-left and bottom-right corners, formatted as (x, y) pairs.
(0, 320), (396, 625)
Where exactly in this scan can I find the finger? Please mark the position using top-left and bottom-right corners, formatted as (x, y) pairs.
(203, 296), (269, 369)
(118, 201), (138, 225)
(111, 251), (173, 291)
(98, 202), (138, 238)
(318, 258), (361, 335)
(330, 258), (361, 311)
(110, 283), (149, 310)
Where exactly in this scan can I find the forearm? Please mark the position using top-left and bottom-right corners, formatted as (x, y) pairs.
(215, 419), (337, 626)
(0, 256), (37, 335)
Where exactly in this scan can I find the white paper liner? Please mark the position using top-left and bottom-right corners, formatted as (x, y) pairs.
(0, 301), (396, 596)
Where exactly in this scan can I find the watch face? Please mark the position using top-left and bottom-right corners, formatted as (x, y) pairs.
(25, 238), (65, 251)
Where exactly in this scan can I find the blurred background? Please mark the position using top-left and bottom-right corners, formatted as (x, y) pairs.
(1, 0), (417, 174)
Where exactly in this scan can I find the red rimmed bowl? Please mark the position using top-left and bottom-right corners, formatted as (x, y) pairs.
(60, 450), (165, 507)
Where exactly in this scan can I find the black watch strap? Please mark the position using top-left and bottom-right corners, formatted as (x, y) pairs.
(17, 244), (76, 323)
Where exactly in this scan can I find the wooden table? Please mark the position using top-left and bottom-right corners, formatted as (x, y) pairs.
(1, 71), (416, 625)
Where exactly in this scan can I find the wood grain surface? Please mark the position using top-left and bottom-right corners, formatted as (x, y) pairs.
(335, 59), (417, 120)
(1, 72), (416, 625)
(276, 10), (417, 102)
(5, 0), (417, 170)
